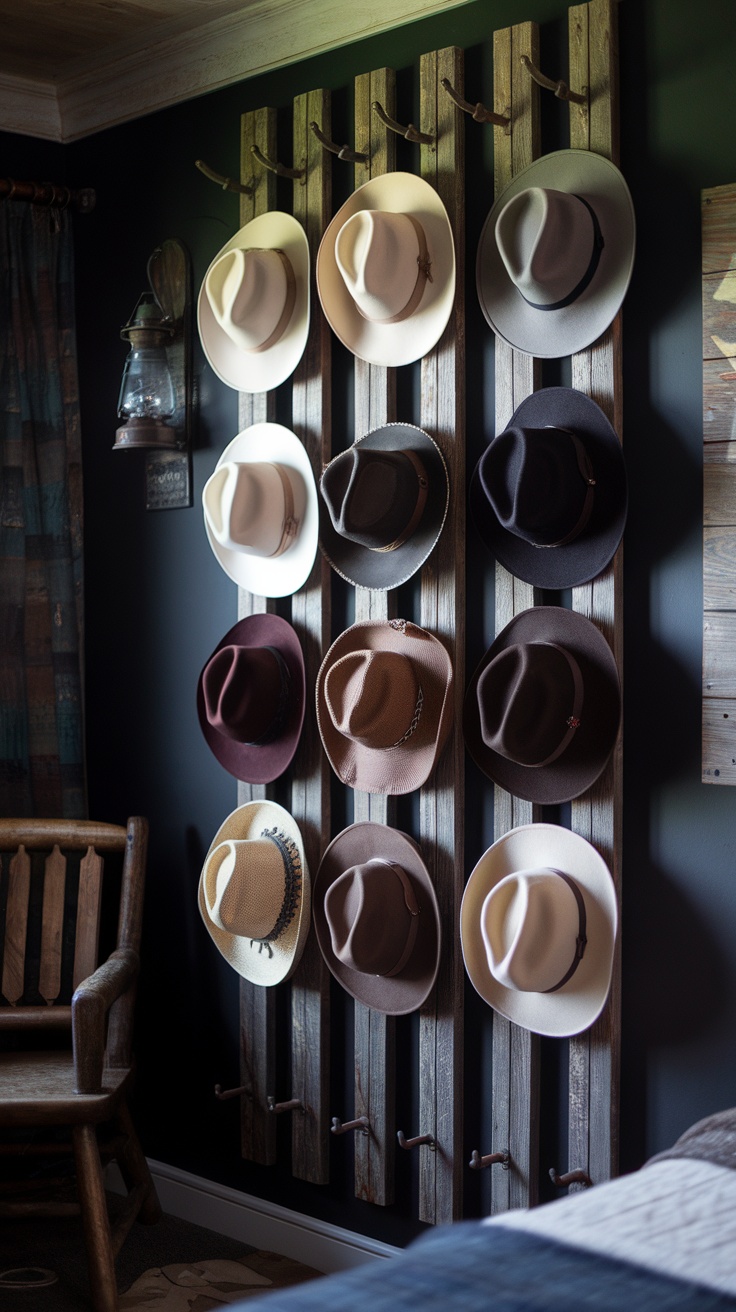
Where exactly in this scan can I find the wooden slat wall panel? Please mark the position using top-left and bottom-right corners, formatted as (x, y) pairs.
(2, 847), (31, 1005)
(72, 847), (103, 990)
(290, 86), (332, 1186)
(235, 105), (278, 1167)
(568, 0), (622, 1190)
(489, 20), (541, 1217)
(702, 698), (736, 784)
(352, 67), (398, 1208)
(417, 44), (464, 1226)
(39, 846), (66, 1004)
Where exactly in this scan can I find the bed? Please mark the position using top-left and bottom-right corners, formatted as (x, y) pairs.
(238, 1110), (736, 1310)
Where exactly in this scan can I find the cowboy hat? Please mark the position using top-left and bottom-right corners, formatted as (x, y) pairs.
(476, 149), (635, 359)
(469, 387), (627, 589)
(313, 822), (441, 1015)
(198, 800), (310, 986)
(197, 614), (305, 784)
(198, 211), (309, 392)
(316, 172), (456, 367)
(316, 619), (454, 795)
(460, 822), (617, 1036)
(202, 422), (318, 598)
(319, 422), (449, 591)
(463, 606), (620, 805)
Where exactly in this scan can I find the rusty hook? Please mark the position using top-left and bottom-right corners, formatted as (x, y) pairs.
(549, 1166), (593, 1188)
(372, 101), (435, 146)
(310, 121), (368, 164)
(397, 1129), (436, 1150)
(520, 54), (587, 104)
(267, 1097), (304, 1114)
(195, 159), (254, 196)
(251, 144), (305, 180)
(214, 1083), (248, 1101)
(331, 1115), (370, 1136)
(440, 78), (511, 130)
(469, 1149), (510, 1170)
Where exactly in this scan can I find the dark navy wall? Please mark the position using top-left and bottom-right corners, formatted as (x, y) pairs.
(4, 0), (736, 1248)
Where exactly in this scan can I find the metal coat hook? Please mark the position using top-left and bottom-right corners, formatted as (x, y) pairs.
(469, 1148), (510, 1171)
(520, 54), (587, 104)
(251, 144), (305, 181)
(267, 1096), (304, 1114)
(310, 121), (368, 164)
(195, 159), (254, 196)
(214, 1083), (248, 1101)
(397, 1129), (436, 1151)
(331, 1115), (370, 1136)
(549, 1166), (594, 1189)
(372, 101), (435, 146)
(440, 78), (511, 130)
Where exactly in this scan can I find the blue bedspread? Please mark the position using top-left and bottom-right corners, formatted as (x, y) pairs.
(237, 1223), (736, 1311)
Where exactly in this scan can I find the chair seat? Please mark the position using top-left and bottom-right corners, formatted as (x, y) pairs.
(0, 1052), (132, 1127)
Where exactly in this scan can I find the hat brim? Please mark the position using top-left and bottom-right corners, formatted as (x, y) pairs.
(319, 424), (450, 590)
(317, 620), (454, 796)
(460, 822), (617, 1036)
(463, 606), (621, 805)
(469, 387), (628, 589)
(313, 823), (441, 1015)
(204, 422), (319, 598)
(198, 212), (310, 393)
(198, 800), (311, 986)
(197, 614), (305, 784)
(317, 172), (456, 367)
(476, 150), (635, 359)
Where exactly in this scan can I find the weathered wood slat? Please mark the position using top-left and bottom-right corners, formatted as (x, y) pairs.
(702, 698), (736, 784)
(290, 86), (332, 1186)
(417, 44), (465, 1226)
(704, 369), (736, 442)
(702, 272), (736, 361)
(72, 847), (103, 991)
(2, 847), (31, 1005)
(704, 528), (736, 607)
(489, 19), (541, 1217)
(703, 611), (736, 696)
(702, 183), (736, 273)
(39, 846), (66, 1004)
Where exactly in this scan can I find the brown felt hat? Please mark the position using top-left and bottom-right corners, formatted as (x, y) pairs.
(319, 423), (449, 591)
(316, 619), (454, 796)
(463, 606), (620, 805)
(313, 822), (441, 1015)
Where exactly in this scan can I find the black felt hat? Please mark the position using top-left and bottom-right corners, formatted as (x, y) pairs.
(470, 387), (627, 589)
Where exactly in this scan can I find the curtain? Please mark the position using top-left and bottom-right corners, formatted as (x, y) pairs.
(0, 200), (85, 818)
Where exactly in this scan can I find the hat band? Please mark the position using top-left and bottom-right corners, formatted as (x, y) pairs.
(389, 684), (424, 748)
(369, 450), (429, 553)
(383, 863), (421, 977)
(532, 428), (596, 549)
(269, 464), (299, 558)
(542, 870), (588, 993)
(249, 827), (302, 958)
(243, 647), (293, 746)
(532, 643), (584, 768)
(356, 215), (433, 325)
(521, 196), (604, 313)
(241, 248), (297, 353)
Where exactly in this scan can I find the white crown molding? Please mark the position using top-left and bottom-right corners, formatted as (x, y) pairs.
(1, 0), (473, 144)
(107, 1157), (401, 1274)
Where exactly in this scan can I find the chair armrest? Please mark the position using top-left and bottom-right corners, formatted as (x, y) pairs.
(72, 948), (139, 1094)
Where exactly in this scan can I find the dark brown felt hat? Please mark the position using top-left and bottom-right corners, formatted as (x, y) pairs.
(319, 423), (449, 591)
(463, 606), (621, 805)
(197, 614), (305, 784)
(313, 822), (441, 1015)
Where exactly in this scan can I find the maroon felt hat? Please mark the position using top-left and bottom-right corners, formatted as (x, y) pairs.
(313, 822), (441, 1015)
(197, 614), (305, 784)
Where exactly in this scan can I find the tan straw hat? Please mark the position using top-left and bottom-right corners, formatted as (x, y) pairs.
(316, 619), (454, 795)
(461, 822), (617, 1037)
(198, 800), (310, 986)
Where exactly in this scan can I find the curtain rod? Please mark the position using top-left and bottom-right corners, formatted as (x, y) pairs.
(0, 178), (95, 213)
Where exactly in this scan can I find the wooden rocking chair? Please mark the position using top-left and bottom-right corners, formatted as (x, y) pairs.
(0, 817), (161, 1312)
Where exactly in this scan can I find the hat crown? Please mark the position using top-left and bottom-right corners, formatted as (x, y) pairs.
(205, 246), (291, 351)
(495, 187), (596, 307)
(324, 648), (419, 748)
(335, 210), (423, 322)
(478, 641), (583, 767)
(480, 424), (594, 547)
(480, 867), (585, 994)
(325, 858), (420, 976)
(202, 643), (288, 745)
(204, 836), (290, 941)
(203, 460), (296, 558)
(321, 446), (426, 550)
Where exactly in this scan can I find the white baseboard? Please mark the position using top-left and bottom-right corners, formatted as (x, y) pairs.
(107, 1157), (401, 1275)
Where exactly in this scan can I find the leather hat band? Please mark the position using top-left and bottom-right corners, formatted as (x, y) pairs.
(542, 870), (588, 993)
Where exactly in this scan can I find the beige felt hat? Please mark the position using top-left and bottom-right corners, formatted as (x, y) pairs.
(202, 422), (318, 598)
(198, 211), (309, 393)
(460, 822), (617, 1037)
(316, 172), (456, 367)
(198, 800), (310, 986)
(476, 150), (635, 359)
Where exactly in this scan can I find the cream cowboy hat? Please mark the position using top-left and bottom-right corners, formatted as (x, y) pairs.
(316, 172), (456, 367)
(198, 800), (310, 986)
(202, 422), (318, 598)
(460, 822), (617, 1037)
(198, 211), (309, 393)
(476, 149), (635, 359)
